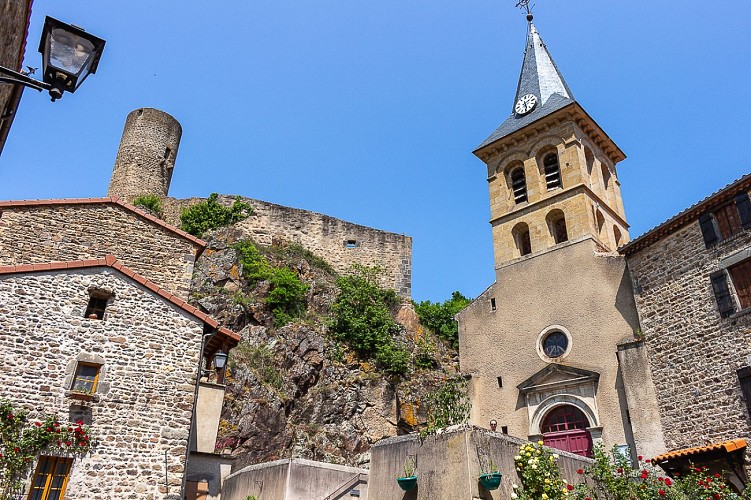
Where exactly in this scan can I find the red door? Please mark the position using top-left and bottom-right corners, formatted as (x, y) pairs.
(541, 405), (593, 457)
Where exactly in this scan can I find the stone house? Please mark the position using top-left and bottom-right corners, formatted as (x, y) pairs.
(619, 174), (751, 483)
(0, 256), (239, 499)
(0, 0), (33, 156)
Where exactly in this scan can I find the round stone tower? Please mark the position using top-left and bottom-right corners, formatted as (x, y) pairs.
(108, 108), (182, 202)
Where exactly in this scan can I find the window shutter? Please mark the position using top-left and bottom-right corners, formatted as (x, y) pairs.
(735, 192), (751, 228)
(738, 367), (751, 416)
(710, 271), (735, 318)
(699, 212), (718, 247)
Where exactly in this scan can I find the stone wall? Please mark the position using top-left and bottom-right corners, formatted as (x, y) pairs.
(369, 425), (592, 500)
(625, 214), (751, 454)
(0, 201), (202, 298)
(163, 196), (412, 296)
(0, 0), (31, 149)
(108, 108), (182, 203)
(0, 267), (205, 499)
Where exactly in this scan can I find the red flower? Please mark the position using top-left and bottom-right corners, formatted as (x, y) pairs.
(665, 478), (672, 486)
(13, 447), (19, 452)
(658, 489), (665, 496)
(65, 441), (71, 446)
(638, 455), (643, 461)
(641, 470), (649, 479)
(34, 421), (41, 427)
(646, 459), (651, 463)
(567, 484), (574, 491)
(617, 468), (623, 474)
(577, 469), (584, 475)
(7, 414), (13, 419)
(75, 419), (84, 425)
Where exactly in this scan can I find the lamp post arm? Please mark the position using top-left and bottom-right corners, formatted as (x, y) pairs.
(0, 65), (52, 93)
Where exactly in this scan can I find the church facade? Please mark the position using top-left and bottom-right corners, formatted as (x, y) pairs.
(457, 14), (666, 461)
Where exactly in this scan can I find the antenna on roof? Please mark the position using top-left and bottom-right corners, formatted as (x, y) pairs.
(515, 0), (535, 21)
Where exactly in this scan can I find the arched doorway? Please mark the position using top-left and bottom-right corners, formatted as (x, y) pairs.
(541, 405), (593, 457)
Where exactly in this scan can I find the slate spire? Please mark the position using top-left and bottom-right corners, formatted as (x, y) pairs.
(476, 17), (576, 151)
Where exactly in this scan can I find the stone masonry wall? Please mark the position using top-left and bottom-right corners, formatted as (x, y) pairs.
(163, 196), (413, 296)
(626, 216), (751, 454)
(0, 268), (205, 499)
(0, 203), (201, 299)
(0, 0), (31, 130)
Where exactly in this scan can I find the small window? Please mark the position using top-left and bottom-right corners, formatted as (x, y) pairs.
(345, 240), (358, 248)
(546, 209), (568, 244)
(510, 166), (528, 204)
(737, 367), (751, 416)
(490, 298), (496, 311)
(496, 376), (503, 388)
(542, 331), (568, 358)
(501, 426), (509, 435)
(543, 153), (561, 190)
(584, 148), (595, 176)
(72, 363), (100, 395)
(614, 226), (623, 247)
(84, 291), (111, 320)
(28, 456), (73, 500)
(601, 163), (611, 190)
(730, 260), (751, 310)
(512, 222), (532, 257)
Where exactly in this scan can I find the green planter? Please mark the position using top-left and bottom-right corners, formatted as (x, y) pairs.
(397, 476), (418, 491)
(479, 472), (502, 490)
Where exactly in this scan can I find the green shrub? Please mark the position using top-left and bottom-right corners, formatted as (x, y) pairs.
(133, 194), (163, 216)
(328, 265), (409, 374)
(233, 240), (308, 327)
(180, 193), (253, 237)
(413, 291), (472, 347)
(265, 242), (335, 275)
(422, 376), (470, 436)
(413, 332), (437, 369)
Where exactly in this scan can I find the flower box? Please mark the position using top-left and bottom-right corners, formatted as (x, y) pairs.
(479, 472), (502, 490)
(396, 475), (418, 491)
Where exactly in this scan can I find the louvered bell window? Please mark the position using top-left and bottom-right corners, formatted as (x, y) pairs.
(544, 153), (561, 190)
(511, 167), (527, 204)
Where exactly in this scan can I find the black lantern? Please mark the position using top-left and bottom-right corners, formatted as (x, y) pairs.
(213, 351), (228, 370)
(39, 16), (106, 101)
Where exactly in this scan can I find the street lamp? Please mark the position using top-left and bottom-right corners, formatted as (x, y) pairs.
(0, 16), (105, 101)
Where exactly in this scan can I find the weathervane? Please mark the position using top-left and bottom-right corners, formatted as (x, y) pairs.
(515, 0), (535, 21)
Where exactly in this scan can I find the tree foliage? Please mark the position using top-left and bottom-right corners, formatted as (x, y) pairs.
(180, 193), (253, 237)
(328, 265), (409, 374)
(413, 291), (471, 347)
(132, 194), (163, 216)
(422, 375), (470, 436)
(234, 240), (309, 327)
(0, 401), (92, 499)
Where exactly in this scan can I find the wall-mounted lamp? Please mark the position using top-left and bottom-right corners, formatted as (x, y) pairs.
(0, 16), (105, 101)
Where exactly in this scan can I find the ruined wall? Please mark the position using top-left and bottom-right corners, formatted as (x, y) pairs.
(164, 196), (412, 296)
(0, 201), (202, 298)
(626, 217), (751, 453)
(0, 267), (204, 499)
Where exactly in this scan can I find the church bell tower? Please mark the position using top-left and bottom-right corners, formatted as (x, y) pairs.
(474, 14), (628, 270)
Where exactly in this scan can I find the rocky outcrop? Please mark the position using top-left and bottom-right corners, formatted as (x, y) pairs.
(191, 227), (459, 468)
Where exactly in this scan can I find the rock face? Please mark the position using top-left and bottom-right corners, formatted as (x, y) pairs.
(191, 227), (459, 468)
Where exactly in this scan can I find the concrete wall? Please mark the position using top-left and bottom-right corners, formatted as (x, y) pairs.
(457, 238), (640, 453)
(625, 208), (751, 456)
(369, 425), (592, 500)
(108, 108), (182, 202)
(0, 267), (205, 499)
(164, 195), (412, 296)
(0, 202), (201, 298)
(185, 452), (234, 500)
(222, 458), (368, 500)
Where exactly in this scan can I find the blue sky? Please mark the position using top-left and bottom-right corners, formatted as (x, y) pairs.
(1, 1), (750, 302)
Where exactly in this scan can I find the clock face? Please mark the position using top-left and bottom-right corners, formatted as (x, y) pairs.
(515, 93), (538, 115)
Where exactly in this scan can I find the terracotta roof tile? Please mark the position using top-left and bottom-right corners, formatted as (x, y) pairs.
(0, 197), (206, 249)
(653, 439), (747, 463)
(0, 255), (240, 344)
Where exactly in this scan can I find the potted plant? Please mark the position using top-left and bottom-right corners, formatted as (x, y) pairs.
(396, 456), (417, 491)
(478, 457), (502, 490)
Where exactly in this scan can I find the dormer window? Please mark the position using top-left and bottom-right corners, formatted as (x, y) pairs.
(84, 290), (112, 320)
(510, 166), (528, 204)
(543, 153), (561, 190)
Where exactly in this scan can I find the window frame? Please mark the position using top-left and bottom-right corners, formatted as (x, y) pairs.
(509, 166), (528, 204)
(71, 362), (101, 396)
(699, 192), (751, 248)
(84, 290), (112, 320)
(27, 456), (73, 500)
(543, 153), (562, 191)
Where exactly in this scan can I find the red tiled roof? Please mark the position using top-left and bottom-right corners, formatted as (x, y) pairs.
(0, 255), (239, 344)
(653, 439), (747, 463)
(0, 196), (206, 249)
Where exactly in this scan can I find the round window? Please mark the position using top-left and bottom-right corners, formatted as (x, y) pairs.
(542, 331), (568, 358)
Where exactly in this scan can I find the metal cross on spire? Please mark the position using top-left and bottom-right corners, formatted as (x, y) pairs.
(515, 0), (535, 21)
